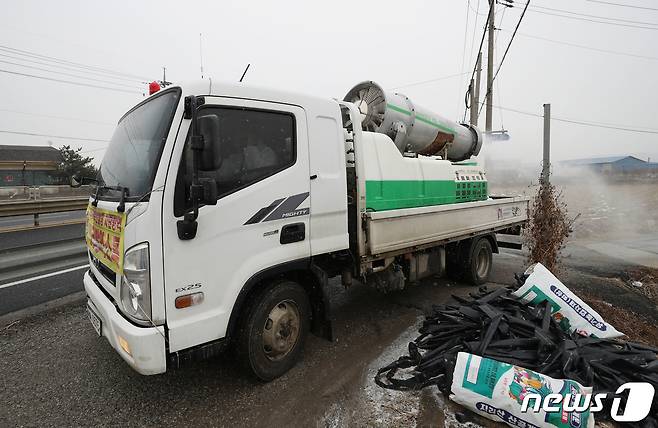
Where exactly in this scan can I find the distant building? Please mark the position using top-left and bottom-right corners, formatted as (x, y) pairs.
(0, 145), (62, 186)
(559, 156), (658, 175)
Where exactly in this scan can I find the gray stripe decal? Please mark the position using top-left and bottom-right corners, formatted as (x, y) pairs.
(263, 192), (309, 222)
(244, 198), (285, 225)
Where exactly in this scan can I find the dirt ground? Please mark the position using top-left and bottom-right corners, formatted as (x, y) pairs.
(2, 242), (656, 427)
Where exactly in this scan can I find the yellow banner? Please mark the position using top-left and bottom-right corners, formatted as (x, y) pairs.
(85, 204), (126, 274)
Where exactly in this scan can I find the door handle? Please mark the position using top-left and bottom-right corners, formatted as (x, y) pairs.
(280, 223), (305, 244)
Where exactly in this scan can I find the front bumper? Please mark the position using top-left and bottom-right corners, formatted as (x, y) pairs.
(84, 271), (166, 375)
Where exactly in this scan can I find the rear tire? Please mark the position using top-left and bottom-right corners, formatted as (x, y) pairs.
(237, 280), (310, 381)
(463, 238), (493, 286)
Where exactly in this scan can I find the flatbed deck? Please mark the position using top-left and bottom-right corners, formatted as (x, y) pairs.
(363, 195), (529, 256)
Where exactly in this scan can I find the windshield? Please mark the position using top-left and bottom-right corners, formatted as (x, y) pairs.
(97, 88), (180, 200)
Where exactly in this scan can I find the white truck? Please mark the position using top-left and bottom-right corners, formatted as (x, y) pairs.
(78, 80), (528, 380)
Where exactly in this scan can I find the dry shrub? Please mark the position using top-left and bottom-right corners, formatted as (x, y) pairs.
(524, 174), (571, 271)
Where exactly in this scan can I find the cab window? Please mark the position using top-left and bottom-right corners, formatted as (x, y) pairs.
(174, 107), (296, 216)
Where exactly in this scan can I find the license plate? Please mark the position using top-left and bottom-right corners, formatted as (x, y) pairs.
(87, 304), (102, 336)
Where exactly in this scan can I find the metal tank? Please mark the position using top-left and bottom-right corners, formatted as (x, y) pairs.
(344, 81), (482, 161)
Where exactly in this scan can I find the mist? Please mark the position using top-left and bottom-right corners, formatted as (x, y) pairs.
(484, 137), (657, 242)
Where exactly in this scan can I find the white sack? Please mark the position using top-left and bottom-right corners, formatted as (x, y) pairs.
(513, 263), (623, 338)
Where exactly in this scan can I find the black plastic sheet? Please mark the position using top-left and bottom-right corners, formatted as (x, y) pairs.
(375, 286), (658, 426)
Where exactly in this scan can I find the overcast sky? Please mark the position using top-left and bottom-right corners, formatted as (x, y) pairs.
(1, 0), (657, 167)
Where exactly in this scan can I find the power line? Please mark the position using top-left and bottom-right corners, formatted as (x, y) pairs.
(0, 108), (115, 126)
(469, 1), (488, 16)
(529, 4), (658, 26)
(467, 0), (482, 73)
(81, 146), (108, 153)
(478, 0), (530, 118)
(510, 31), (658, 61)
(468, 1), (493, 85)
(585, 0), (658, 11)
(391, 71), (472, 90)
(462, 0), (482, 117)
(462, 0), (494, 120)
(0, 129), (111, 142)
(481, 103), (658, 134)
(0, 51), (147, 85)
(552, 117), (658, 134)
(525, 8), (658, 30)
(494, 7), (507, 129)
(0, 69), (143, 94)
(0, 59), (143, 90)
(457, 0), (472, 115)
(1, 22), (144, 66)
(0, 44), (151, 81)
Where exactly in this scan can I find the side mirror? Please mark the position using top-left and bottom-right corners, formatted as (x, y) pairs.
(197, 114), (221, 171)
(177, 213), (198, 240)
(178, 95), (218, 241)
(70, 174), (82, 188)
(177, 179), (217, 239)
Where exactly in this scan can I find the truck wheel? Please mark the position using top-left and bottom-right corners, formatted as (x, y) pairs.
(237, 280), (310, 381)
(464, 238), (493, 285)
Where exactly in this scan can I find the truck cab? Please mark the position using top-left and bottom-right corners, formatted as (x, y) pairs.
(83, 80), (527, 380)
(85, 81), (348, 378)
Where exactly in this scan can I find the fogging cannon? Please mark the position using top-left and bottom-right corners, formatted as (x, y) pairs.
(343, 81), (488, 212)
(344, 81), (483, 161)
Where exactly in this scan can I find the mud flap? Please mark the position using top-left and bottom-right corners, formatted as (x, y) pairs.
(310, 263), (334, 342)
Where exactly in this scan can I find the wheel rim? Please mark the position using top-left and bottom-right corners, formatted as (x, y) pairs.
(475, 247), (491, 279)
(262, 300), (300, 361)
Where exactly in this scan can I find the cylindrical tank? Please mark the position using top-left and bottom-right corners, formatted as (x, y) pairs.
(344, 81), (482, 161)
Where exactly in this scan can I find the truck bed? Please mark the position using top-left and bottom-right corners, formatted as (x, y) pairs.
(363, 196), (529, 256)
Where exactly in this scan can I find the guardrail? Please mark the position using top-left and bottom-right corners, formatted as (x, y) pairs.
(0, 185), (93, 202)
(0, 197), (89, 226)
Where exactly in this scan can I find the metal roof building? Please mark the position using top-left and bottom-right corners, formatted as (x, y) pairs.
(0, 145), (62, 186)
(559, 156), (658, 174)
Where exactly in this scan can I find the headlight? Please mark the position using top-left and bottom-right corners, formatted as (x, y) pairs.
(120, 242), (152, 325)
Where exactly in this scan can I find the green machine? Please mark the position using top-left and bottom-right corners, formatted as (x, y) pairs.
(344, 81), (487, 211)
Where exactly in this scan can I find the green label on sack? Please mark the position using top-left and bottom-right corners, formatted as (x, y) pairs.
(461, 354), (512, 399)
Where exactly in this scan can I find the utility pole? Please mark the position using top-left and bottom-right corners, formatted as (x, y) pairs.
(470, 53), (482, 127)
(469, 79), (476, 126)
(542, 103), (551, 184)
(485, 0), (495, 132)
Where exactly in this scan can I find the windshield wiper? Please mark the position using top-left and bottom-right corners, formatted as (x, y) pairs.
(92, 184), (130, 212)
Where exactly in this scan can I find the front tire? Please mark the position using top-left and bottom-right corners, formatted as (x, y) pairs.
(237, 280), (310, 381)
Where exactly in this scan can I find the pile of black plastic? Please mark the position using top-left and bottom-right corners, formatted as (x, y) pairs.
(375, 286), (658, 426)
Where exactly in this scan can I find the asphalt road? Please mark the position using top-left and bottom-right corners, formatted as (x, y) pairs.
(0, 210), (85, 230)
(0, 268), (85, 316)
(0, 247), (649, 427)
(0, 223), (84, 251)
(0, 224), (86, 316)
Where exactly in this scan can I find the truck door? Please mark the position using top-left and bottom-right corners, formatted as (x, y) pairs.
(162, 98), (310, 353)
